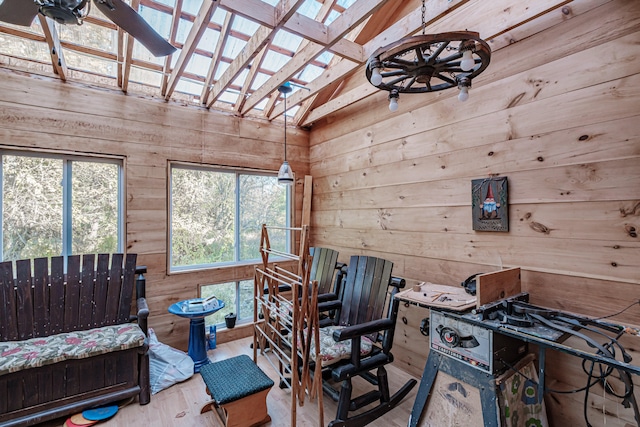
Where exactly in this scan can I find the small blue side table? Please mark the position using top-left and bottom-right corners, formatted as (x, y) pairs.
(168, 298), (225, 373)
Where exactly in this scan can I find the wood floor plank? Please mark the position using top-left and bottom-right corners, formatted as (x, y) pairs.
(37, 336), (420, 427)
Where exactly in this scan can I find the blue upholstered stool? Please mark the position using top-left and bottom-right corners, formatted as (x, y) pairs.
(199, 354), (274, 427)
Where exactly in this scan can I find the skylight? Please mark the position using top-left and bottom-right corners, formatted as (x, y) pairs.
(0, 0), (380, 123)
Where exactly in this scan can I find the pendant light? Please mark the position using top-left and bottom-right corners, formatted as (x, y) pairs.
(277, 82), (294, 185)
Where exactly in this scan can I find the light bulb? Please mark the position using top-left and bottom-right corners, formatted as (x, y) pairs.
(371, 67), (383, 86)
(460, 49), (475, 72)
(389, 96), (399, 112)
(458, 86), (469, 102)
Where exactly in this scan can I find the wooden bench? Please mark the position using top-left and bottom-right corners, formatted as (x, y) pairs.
(0, 253), (150, 427)
(200, 355), (274, 427)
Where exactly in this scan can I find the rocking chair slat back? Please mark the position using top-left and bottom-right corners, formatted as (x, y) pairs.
(309, 247), (339, 295)
(338, 256), (393, 338)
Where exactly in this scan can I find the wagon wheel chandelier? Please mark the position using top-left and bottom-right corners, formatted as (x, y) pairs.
(366, 0), (491, 111)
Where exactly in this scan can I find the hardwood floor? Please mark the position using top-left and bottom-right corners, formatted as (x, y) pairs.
(40, 336), (420, 427)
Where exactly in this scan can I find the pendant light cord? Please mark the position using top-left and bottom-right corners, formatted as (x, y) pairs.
(283, 91), (287, 162)
(421, 0), (426, 35)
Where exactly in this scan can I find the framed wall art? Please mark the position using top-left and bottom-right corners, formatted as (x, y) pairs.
(471, 177), (509, 232)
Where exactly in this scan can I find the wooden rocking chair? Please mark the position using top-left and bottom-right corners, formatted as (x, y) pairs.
(317, 255), (417, 427)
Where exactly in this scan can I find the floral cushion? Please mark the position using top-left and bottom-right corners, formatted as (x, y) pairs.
(0, 324), (145, 377)
(301, 325), (374, 367)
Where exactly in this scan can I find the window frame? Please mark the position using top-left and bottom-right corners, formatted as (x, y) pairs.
(0, 149), (125, 261)
(168, 161), (293, 273)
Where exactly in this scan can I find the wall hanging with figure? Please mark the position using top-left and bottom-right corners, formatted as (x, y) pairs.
(472, 177), (509, 232)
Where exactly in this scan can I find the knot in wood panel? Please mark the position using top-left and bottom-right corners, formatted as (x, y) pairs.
(529, 221), (550, 235)
(619, 201), (640, 218)
(377, 209), (391, 230)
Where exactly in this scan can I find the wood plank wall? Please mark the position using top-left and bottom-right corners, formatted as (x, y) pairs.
(308, 0), (640, 425)
(0, 70), (310, 348)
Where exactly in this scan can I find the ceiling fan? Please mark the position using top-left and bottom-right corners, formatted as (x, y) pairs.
(0, 0), (176, 57)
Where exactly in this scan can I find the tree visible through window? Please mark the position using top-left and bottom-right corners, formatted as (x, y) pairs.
(1, 152), (122, 261)
(199, 280), (255, 328)
(170, 164), (290, 270)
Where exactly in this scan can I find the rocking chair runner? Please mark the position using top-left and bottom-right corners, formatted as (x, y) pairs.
(317, 255), (417, 427)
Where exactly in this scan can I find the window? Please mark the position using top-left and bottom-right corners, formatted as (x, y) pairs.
(0, 151), (123, 261)
(200, 280), (254, 327)
(169, 163), (291, 271)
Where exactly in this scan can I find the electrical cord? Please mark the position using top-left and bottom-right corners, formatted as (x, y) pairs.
(497, 309), (640, 427)
(593, 299), (640, 320)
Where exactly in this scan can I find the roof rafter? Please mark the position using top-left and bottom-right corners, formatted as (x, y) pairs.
(121, 0), (140, 93)
(206, 0), (306, 108)
(217, 0), (363, 63)
(160, 0), (183, 95)
(233, 44), (268, 113)
(263, 0), (338, 119)
(116, 28), (124, 87)
(37, 15), (67, 81)
(278, 0), (462, 122)
(240, 0), (390, 116)
(301, 0), (575, 126)
(164, 0), (217, 100)
(201, 11), (233, 105)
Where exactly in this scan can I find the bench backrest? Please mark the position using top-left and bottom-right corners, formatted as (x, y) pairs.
(0, 253), (137, 341)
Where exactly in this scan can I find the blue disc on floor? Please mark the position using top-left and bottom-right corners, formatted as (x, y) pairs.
(82, 405), (118, 421)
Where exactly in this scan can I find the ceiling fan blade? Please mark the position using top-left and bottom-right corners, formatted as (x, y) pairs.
(0, 0), (40, 26)
(93, 0), (175, 57)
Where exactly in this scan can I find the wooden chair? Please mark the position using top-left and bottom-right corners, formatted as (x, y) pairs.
(307, 247), (345, 327)
(317, 255), (417, 427)
(264, 246), (343, 297)
(309, 247), (343, 301)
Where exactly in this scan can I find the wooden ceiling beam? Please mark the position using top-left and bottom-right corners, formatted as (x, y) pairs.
(207, 0), (306, 108)
(121, 0), (140, 93)
(116, 29), (124, 87)
(0, 24), (44, 41)
(294, 2), (373, 124)
(217, 0), (362, 62)
(201, 11), (233, 105)
(240, 0), (390, 116)
(284, 0), (470, 126)
(233, 44), (269, 113)
(161, 0), (183, 95)
(83, 16), (117, 30)
(164, 0), (218, 100)
(218, 0), (323, 43)
(268, 0), (403, 120)
(37, 16), (67, 81)
(283, 0), (467, 122)
(263, 0), (337, 119)
(301, 0), (579, 126)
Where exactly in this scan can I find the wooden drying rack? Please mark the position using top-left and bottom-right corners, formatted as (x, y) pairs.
(253, 224), (324, 427)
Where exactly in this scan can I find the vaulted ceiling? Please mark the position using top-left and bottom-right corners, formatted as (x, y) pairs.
(0, 0), (578, 128)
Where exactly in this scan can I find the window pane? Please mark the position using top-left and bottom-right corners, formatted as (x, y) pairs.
(171, 167), (235, 267)
(201, 282), (236, 327)
(2, 155), (63, 260)
(238, 279), (254, 321)
(239, 174), (287, 260)
(71, 161), (119, 254)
